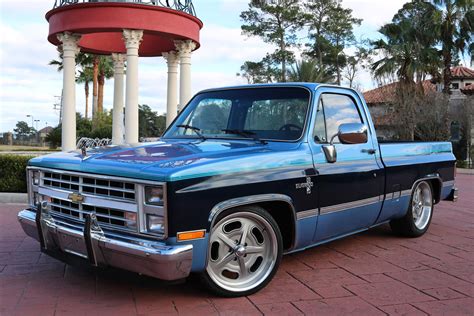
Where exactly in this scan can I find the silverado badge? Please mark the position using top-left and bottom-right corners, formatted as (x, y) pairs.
(296, 177), (314, 194)
(68, 192), (84, 203)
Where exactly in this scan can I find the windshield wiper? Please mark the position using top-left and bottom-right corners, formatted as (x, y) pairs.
(222, 129), (267, 144)
(176, 124), (206, 140)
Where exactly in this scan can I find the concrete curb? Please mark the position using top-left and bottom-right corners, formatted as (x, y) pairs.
(0, 193), (27, 204)
(457, 168), (474, 175)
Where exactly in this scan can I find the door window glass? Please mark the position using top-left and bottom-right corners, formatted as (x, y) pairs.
(321, 94), (362, 143)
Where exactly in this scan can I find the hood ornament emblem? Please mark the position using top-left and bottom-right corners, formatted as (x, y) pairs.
(81, 146), (87, 157)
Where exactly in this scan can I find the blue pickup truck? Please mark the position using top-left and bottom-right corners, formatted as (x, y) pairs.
(18, 83), (458, 296)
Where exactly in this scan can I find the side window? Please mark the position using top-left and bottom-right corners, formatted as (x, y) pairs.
(321, 93), (362, 143)
(313, 99), (327, 142)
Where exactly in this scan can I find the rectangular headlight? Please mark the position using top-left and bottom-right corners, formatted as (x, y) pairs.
(146, 214), (165, 234)
(144, 186), (164, 206)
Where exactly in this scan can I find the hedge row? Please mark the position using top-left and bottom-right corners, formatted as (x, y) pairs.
(0, 155), (34, 193)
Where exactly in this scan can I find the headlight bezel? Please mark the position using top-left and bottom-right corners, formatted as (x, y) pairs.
(140, 184), (168, 238)
(27, 168), (40, 208)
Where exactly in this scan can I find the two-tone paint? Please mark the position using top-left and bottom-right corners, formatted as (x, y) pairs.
(27, 83), (457, 273)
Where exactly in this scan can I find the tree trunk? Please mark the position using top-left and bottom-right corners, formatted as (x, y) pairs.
(84, 81), (89, 119)
(280, 35), (286, 82)
(98, 74), (105, 113)
(442, 45), (452, 94)
(336, 38), (341, 85)
(92, 56), (99, 119)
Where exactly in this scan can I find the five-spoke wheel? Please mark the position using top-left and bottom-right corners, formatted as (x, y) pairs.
(202, 206), (282, 297)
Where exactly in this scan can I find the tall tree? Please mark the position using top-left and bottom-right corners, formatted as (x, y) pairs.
(304, 0), (361, 84)
(371, 0), (441, 140)
(14, 121), (35, 138)
(343, 44), (371, 89)
(371, 1), (440, 85)
(432, 0), (473, 93)
(321, 4), (362, 85)
(304, 0), (338, 66)
(240, 0), (305, 82)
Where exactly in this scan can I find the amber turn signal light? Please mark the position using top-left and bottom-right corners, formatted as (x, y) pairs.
(177, 230), (205, 241)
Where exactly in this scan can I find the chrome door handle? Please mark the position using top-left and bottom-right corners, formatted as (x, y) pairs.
(361, 149), (376, 154)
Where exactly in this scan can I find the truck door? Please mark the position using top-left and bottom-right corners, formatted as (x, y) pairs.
(309, 88), (384, 242)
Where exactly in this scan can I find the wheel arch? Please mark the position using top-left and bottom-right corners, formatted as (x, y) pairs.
(208, 194), (297, 251)
(412, 174), (442, 203)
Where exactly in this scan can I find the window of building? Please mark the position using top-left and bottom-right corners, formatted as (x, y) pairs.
(451, 83), (459, 89)
(450, 121), (461, 141)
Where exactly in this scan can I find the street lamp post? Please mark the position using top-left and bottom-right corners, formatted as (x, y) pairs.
(26, 115), (34, 129)
(34, 120), (40, 130)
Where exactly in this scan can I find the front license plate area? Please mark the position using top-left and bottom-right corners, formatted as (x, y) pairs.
(55, 229), (88, 259)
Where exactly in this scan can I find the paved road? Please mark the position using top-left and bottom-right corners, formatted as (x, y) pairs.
(1, 175), (473, 315)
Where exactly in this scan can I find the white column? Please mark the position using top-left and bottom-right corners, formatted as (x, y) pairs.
(175, 40), (196, 110)
(123, 29), (143, 144)
(57, 32), (81, 152)
(111, 53), (126, 145)
(162, 51), (179, 126)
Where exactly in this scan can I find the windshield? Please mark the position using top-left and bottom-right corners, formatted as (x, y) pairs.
(163, 87), (311, 141)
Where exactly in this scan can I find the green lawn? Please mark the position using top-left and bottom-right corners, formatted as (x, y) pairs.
(0, 145), (59, 152)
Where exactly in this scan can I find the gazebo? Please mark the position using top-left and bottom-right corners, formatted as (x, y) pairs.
(47, 0), (203, 150)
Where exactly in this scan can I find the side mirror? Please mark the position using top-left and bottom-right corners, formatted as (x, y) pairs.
(336, 123), (368, 144)
(322, 123), (368, 163)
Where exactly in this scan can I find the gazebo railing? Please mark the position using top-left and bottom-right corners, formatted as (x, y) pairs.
(53, 0), (196, 16)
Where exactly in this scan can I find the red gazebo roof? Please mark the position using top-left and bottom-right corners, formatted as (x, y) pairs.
(46, 2), (203, 57)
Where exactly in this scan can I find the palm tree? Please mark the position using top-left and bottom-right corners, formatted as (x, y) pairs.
(432, 0), (473, 93)
(371, 1), (440, 87)
(50, 52), (96, 120)
(97, 56), (114, 113)
(287, 59), (334, 83)
(371, 1), (441, 141)
(77, 67), (93, 119)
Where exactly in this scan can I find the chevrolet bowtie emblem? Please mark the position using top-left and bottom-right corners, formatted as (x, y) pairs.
(68, 192), (84, 203)
(296, 177), (314, 194)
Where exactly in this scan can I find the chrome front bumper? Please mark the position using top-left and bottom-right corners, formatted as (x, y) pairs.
(18, 207), (193, 281)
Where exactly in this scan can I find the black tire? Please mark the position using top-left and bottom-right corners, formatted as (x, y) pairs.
(201, 205), (283, 297)
(390, 180), (434, 237)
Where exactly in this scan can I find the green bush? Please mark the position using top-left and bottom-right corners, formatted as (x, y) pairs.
(0, 155), (34, 192)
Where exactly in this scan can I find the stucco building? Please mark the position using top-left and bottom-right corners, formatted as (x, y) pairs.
(363, 66), (474, 164)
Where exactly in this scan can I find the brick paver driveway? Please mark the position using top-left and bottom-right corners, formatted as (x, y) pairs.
(1, 175), (473, 315)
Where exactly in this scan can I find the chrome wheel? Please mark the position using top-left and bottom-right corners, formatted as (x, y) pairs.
(206, 211), (278, 293)
(412, 181), (433, 230)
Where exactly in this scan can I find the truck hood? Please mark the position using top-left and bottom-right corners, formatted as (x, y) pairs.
(29, 139), (310, 182)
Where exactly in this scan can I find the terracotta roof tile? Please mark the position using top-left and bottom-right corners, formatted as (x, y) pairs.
(451, 66), (474, 79)
(363, 80), (436, 105)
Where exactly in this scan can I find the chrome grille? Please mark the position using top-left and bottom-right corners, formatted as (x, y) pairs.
(50, 198), (134, 229)
(38, 170), (138, 232)
(43, 171), (136, 201)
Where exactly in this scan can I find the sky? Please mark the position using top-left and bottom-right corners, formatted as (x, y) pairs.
(0, 0), (454, 132)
